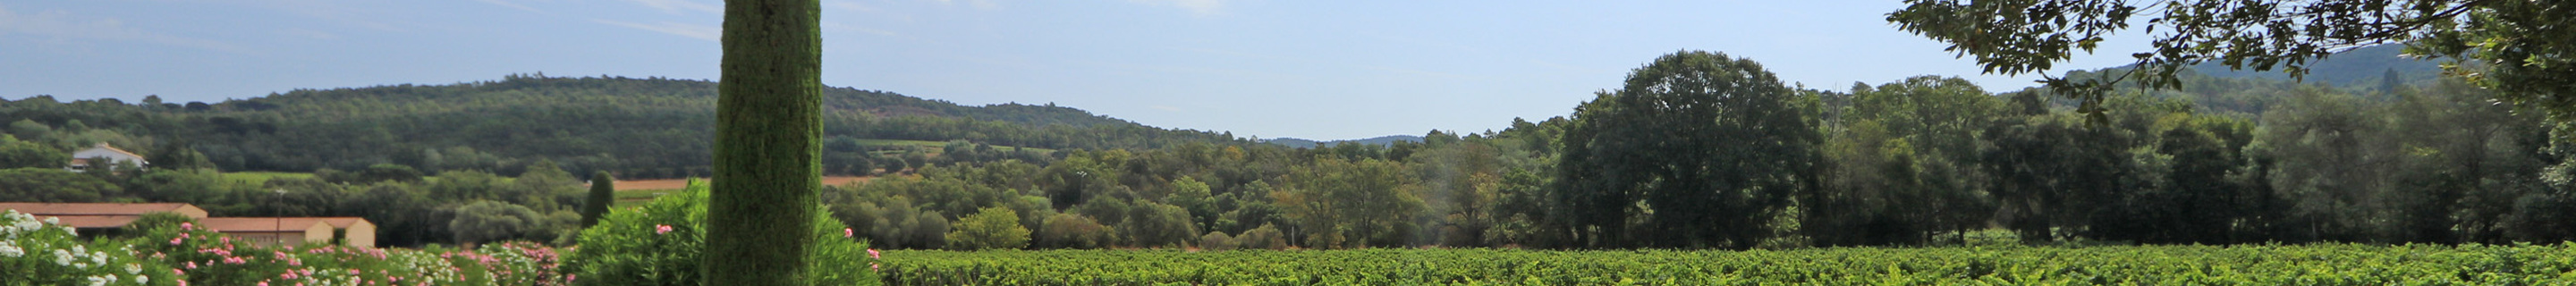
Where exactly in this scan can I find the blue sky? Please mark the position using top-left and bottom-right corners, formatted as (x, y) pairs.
(0, 0), (2153, 140)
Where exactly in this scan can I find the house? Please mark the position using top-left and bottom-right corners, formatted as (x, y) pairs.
(0, 203), (208, 239)
(0, 202), (376, 248)
(199, 217), (377, 248)
(67, 142), (148, 172)
(0, 202), (209, 220)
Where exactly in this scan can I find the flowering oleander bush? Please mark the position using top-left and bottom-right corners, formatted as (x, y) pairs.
(102, 213), (571, 286)
(0, 210), (180, 286)
(566, 180), (878, 286)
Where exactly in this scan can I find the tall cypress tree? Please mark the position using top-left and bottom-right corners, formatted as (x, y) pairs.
(580, 171), (614, 227)
(706, 0), (824, 284)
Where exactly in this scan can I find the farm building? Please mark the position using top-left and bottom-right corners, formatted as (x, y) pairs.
(0, 202), (376, 248)
(66, 142), (148, 172)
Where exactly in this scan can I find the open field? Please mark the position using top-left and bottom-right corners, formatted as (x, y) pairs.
(880, 244), (2576, 285)
(854, 139), (1055, 156)
(608, 176), (878, 207)
(218, 171), (316, 186)
(611, 176), (876, 190)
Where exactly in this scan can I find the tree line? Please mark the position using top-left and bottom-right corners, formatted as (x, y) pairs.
(0, 73), (1247, 179)
(831, 51), (2576, 250)
(6, 51), (2571, 250)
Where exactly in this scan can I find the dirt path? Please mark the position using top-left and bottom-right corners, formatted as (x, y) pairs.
(611, 176), (877, 191)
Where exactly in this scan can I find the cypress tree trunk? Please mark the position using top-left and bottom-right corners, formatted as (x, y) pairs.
(708, 0), (823, 284)
(580, 171), (614, 227)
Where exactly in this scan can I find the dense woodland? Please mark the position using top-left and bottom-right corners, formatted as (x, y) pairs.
(3, 48), (2573, 249)
(0, 73), (1243, 179)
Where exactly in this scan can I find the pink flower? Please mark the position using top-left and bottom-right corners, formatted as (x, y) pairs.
(175, 268), (186, 275)
(868, 248), (880, 259)
(179, 281), (188, 286)
(181, 223), (192, 229)
(871, 263), (879, 271)
(350, 269), (360, 275)
(172, 238), (184, 245)
(186, 261), (197, 269)
(656, 224), (673, 234)
(844, 228), (853, 238)
(258, 281), (269, 286)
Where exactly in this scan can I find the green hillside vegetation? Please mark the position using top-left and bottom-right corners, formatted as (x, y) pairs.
(5, 50), (2573, 253)
(2183, 44), (2449, 91)
(0, 73), (1241, 179)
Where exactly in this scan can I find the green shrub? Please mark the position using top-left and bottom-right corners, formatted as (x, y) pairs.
(1, 210), (180, 286)
(565, 180), (878, 286)
(1035, 213), (1115, 249)
(1199, 231), (1237, 251)
(1237, 223), (1288, 250)
(945, 206), (1029, 250)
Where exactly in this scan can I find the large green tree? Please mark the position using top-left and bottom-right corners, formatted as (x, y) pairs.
(0, 135), (66, 169)
(1809, 76), (2003, 247)
(706, 0), (826, 284)
(1549, 51), (1820, 249)
(1888, 0), (2571, 123)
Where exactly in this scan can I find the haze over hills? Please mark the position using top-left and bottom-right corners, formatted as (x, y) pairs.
(1260, 135), (1428, 148)
(2182, 44), (2447, 90)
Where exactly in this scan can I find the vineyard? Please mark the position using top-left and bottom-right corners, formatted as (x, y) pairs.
(881, 244), (2576, 285)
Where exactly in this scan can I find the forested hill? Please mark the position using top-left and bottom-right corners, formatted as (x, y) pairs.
(1261, 135), (1425, 148)
(2186, 44), (2445, 89)
(0, 74), (1249, 177)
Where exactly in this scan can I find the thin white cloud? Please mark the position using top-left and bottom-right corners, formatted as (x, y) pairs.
(0, 4), (247, 52)
(594, 19), (720, 41)
(826, 1), (879, 13)
(821, 21), (897, 36)
(277, 29), (338, 39)
(1126, 0), (1224, 16)
(478, 0), (544, 13)
(625, 0), (722, 14)
(933, 0), (1000, 10)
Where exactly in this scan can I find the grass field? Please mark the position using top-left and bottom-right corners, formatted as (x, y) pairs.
(878, 244), (2576, 285)
(218, 172), (316, 186)
(606, 176), (878, 207)
(853, 139), (1055, 156)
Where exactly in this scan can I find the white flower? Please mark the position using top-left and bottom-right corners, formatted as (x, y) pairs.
(125, 263), (141, 274)
(0, 243), (21, 257)
(55, 249), (75, 265)
(45, 216), (59, 224)
(135, 275), (148, 284)
(92, 252), (107, 265)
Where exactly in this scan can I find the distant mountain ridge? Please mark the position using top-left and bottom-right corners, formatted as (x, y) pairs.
(0, 74), (1248, 176)
(1263, 135), (1425, 148)
(2182, 44), (2446, 89)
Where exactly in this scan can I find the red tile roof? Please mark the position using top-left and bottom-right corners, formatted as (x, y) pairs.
(0, 203), (198, 216)
(39, 215), (142, 229)
(199, 217), (330, 232)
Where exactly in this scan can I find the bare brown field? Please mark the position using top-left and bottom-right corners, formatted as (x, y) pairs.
(612, 176), (877, 191)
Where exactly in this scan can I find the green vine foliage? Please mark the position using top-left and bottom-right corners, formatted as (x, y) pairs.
(881, 245), (2576, 285)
